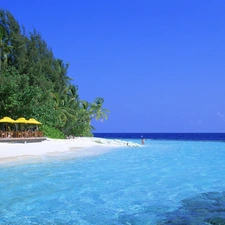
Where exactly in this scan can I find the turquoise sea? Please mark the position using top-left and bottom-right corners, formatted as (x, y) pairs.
(1, 133), (225, 224)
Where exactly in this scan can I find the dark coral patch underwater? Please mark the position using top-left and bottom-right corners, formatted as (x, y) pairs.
(158, 191), (225, 225)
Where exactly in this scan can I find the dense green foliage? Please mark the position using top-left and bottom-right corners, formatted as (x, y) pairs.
(40, 125), (65, 139)
(0, 9), (109, 138)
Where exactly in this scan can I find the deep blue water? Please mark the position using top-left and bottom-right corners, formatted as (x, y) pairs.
(94, 132), (225, 141)
(0, 133), (225, 224)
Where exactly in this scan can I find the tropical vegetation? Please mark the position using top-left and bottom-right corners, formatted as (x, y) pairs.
(0, 9), (109, 138)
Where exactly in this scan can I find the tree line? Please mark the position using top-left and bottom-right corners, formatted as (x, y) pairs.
(0, 9), (109, 138)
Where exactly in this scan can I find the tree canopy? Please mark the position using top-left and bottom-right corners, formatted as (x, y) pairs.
(0, 9), (109, 138)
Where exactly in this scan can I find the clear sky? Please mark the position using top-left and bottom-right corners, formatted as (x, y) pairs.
(1, 1), (225, 133)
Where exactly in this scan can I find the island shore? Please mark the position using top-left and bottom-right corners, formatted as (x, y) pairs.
(0, 137), (140, 164)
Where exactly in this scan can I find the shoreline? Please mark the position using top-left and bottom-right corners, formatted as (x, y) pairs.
(0, 137), (140, 165)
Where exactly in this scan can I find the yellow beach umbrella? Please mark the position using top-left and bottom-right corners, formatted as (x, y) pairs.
(27, 118), (42, 125)
(0, 117), (16, 123)
(15, 117), (29, 124)
(0, 117), (16, 132)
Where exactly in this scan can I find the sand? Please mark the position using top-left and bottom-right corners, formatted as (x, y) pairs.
(0, 137), (140, 164)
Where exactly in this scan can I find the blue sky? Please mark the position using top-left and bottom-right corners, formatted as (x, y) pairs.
(1, 1), (225, 133)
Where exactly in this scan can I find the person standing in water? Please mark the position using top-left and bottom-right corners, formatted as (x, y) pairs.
(141, 138), (145, 145)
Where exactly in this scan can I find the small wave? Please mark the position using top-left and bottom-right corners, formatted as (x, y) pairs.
(91, 137), (141, 147)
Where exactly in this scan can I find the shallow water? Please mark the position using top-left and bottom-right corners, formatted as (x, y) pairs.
(0, 139), (225, 224)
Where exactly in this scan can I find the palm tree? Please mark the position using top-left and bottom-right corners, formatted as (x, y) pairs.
(63, 97), (109, 135)
(89, 97), (109, 121)
(74, 98), (109, 125)
(51, 86), (77, 129)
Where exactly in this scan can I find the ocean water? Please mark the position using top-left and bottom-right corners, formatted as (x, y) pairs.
(0, 133), (225, 224)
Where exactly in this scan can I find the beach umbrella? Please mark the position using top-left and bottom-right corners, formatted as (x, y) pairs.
(0, 117), (16, 132)
(14, 117), (30, 132)
(15, 117), (29, 124)
(27, 118), (42, 125)
(0, 117), (16, 123)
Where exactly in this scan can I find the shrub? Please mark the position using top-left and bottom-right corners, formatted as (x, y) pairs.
(39, 125), (65, 139)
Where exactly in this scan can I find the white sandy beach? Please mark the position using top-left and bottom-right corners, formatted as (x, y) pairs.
(0, 137), (140, 163)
